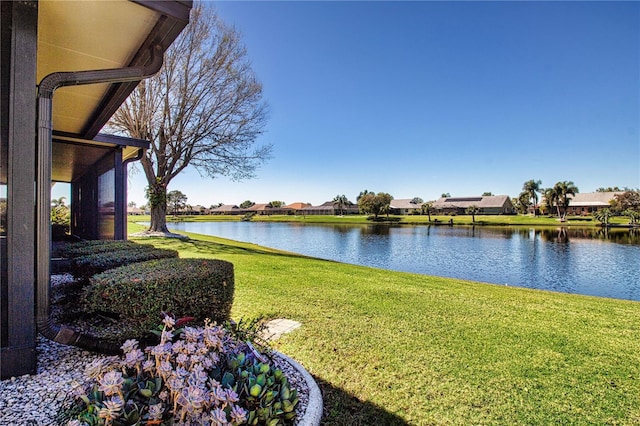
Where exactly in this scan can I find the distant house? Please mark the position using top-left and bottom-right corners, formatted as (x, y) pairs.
(564, 192), (623, 216)
(286, 202), (312, 212)
(246, 203), (292, 215)
(211, 204), (243, 215)
(433, 195), (515, 215)
(389, 199), (423, 215)
(191, 205), (209, 215)
(300, 201), (359, 215)
(127, 206), (144, 215)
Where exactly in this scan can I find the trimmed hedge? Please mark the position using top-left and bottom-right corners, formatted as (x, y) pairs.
(54, 240), (154, 259)
(81, 258), (234, 337)
(71, 247), (179, 279)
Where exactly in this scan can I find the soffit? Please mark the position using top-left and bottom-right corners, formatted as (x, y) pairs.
(37, 0), (160, 135)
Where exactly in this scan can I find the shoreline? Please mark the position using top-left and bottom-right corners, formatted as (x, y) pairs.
(130, 213), (636, 229)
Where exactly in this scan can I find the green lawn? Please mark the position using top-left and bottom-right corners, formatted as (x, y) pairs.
(131, 213), (632, 227)
(129, 223), (640, 425)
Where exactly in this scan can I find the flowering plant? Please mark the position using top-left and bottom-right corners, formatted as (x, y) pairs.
(62, 315), (298, 426)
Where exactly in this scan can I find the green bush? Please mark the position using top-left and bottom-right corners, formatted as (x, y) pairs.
(71, 247), (178, 279)
(53, 240), (153, 258)
(81, 258), (234, 336)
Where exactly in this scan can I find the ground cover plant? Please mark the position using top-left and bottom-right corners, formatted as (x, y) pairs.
(128, 222), (640, 425)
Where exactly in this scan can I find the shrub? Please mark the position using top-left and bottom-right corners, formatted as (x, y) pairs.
(54, 240), (153, 259)
(59, 316), (298, 425)
(81, 258), (234, 337)
(71, 247), (178, 279)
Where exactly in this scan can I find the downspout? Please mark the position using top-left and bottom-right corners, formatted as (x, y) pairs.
(36, 44), (163, 354)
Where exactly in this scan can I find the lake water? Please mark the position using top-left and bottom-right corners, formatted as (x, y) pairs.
(162, 221), (640, 301)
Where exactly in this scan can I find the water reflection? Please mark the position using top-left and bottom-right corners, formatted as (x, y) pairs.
(163, 221), (640, 302)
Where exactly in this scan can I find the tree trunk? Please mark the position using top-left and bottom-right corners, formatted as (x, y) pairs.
(149, 203), (169, 233)
(147, 181), (170, 233)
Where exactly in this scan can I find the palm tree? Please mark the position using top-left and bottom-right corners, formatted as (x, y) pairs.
(553, 181), (579, 221)
(332, 194), (348, 216)
(51, 196), (66, 208)
(421, 201), (434, 222)
(466, 205), (480, 222)
(593, 208), (613, 227)
(542, 187), (559, 217)
(522, 179), (542, 215)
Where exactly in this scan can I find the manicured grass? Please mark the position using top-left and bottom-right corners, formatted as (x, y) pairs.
(130, 213), (631, 228)
(129, 223), (640, 425)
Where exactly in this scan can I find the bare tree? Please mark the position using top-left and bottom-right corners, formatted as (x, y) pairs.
(109, 3), (271, 233)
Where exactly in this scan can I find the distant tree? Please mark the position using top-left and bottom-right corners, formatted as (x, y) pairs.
(51, 197), (70, 231)
(358, 192), (393, 219)
(553, 181), (579, 220)
(513, 192), (532, 215)
(522, 179), (542, 215)
(622, 209), (640, 225)
(240, 200), (255, 209)
(356, 190), (371, 202)
(109, 3), (271, 234)
(210, 203), (223, 209)
(593, 208), (613, 226)
(610, 190), (640, 213)
(466, 205), (480, 222)
(332, 194), (349, 216)
(482, 192), (493, 196)
(421, 201), (434, 221)
(127, 201), (137, 208)
(269, 201), (285, 208)
(411, 197), (424, 205)
(596, 186), (626, 192)
(441, 193), (451, 198)
(167, 190), (187, 216)
(512, 197), (522, 214)
(542, 187), (560, 217)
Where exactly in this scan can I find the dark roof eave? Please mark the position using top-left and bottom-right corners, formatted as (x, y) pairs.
(53, 131), (150, 149)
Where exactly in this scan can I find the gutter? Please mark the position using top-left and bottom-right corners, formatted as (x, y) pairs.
(36, 44), (163, 354)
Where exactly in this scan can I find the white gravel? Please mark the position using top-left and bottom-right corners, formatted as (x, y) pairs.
(0, 336), (102, 425)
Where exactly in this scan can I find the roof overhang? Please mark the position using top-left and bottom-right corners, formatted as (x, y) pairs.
(51, 132), (149, 182)
(38, 0), (191, 181)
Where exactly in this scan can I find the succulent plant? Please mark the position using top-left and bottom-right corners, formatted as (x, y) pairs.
(223, 352), (299, 425)
(59, 315), (298, 426)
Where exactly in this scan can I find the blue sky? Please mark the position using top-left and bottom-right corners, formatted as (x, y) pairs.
(124, 1), (639, 207)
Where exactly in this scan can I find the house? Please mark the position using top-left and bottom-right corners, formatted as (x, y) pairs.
(389, 199), (424, 215)
(564, 192), (623, 216)
(246, 203), (292, 215)
(432, 195), (515, 215)
(1, 0), (191, 378)
(285, 202), (312, 213)
(190, 205), (209, 215)
(300, 201), (360, 215)
(127, 206), (144, 215)
(211, 204), (243, 215)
